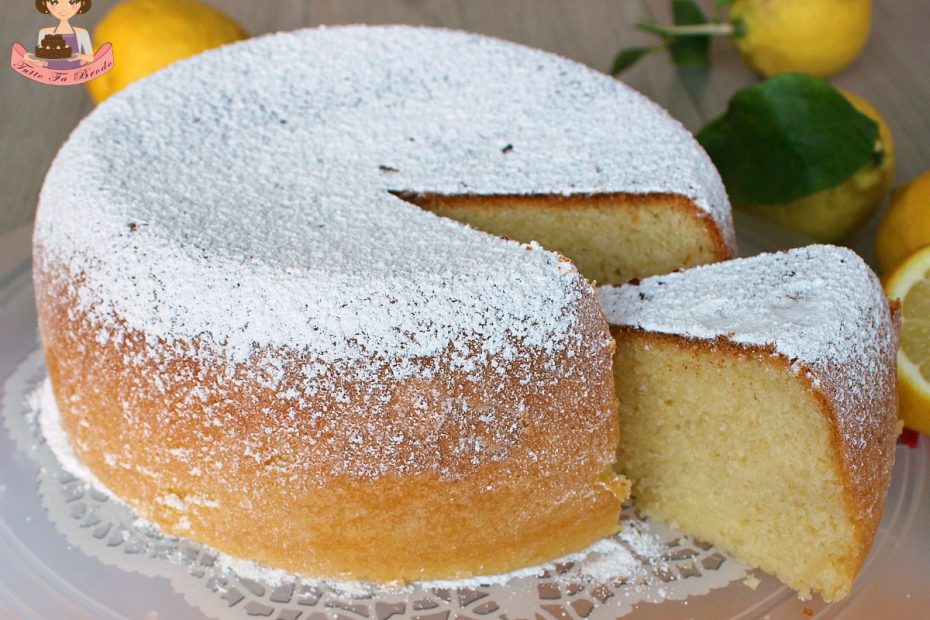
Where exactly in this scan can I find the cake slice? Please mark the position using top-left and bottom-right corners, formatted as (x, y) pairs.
(597, 245), (899, 601)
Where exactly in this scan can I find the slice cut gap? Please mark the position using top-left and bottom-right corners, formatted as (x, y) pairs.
(390, 191), (733, 286)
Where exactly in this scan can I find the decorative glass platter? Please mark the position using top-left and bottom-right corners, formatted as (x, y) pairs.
(1, 215), (928, 620)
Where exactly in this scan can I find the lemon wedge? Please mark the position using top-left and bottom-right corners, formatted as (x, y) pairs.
(884, 245), (930, 434)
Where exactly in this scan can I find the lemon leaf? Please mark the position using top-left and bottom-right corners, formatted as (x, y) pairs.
(669, 0), (710, 69)
(696, 74), (879, 205)
(610, 46), (659, 75)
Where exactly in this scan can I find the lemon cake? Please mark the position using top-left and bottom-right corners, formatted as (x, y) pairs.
(597, 245), (899, 601)
(33, 26), (734, 581)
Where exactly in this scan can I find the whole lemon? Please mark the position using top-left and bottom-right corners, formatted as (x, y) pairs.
(730, 0), (871, 78)
(876, 170), (930, 275)
(86, 0), (248, 103)
(739, 90), (894, 243)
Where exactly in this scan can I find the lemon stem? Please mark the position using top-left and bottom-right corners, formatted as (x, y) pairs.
(635, 22), (735, 38)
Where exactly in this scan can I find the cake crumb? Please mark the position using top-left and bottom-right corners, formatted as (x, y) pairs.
(742, 574), (761, 590)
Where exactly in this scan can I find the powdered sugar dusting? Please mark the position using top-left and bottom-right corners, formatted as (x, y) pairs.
(597, 244), (899, 523)
(596, 245), (890, 378)
(212, 532), (662, 598)
(34, 25), (731, 368)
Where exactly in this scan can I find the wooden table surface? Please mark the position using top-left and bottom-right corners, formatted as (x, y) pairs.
(3, 0), (930, 264)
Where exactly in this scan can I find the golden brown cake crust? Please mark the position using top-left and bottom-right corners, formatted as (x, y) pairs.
(35, 252), (628, 581)
(813, 298), (900, 577)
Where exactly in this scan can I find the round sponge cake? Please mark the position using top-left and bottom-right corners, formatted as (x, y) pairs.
(33, 26), (731, 580)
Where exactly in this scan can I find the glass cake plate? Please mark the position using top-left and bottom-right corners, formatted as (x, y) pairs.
(1, 216), (929, 620)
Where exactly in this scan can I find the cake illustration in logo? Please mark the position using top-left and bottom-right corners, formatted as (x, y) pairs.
(10, 0), (114, 85)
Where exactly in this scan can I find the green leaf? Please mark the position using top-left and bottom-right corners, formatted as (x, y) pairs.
(669, 0), (710, 69)
(696, 73), (879, 205)
(610, 45), (659, 75)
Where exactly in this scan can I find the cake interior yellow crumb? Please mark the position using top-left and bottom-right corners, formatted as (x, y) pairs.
(612, 332), (860, 601)
(402, 193), (728, 285)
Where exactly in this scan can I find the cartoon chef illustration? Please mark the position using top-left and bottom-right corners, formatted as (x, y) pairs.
(26, 0), (95, 69)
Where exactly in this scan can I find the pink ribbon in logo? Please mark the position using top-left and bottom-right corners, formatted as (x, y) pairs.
(10, 42), (114, 85)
